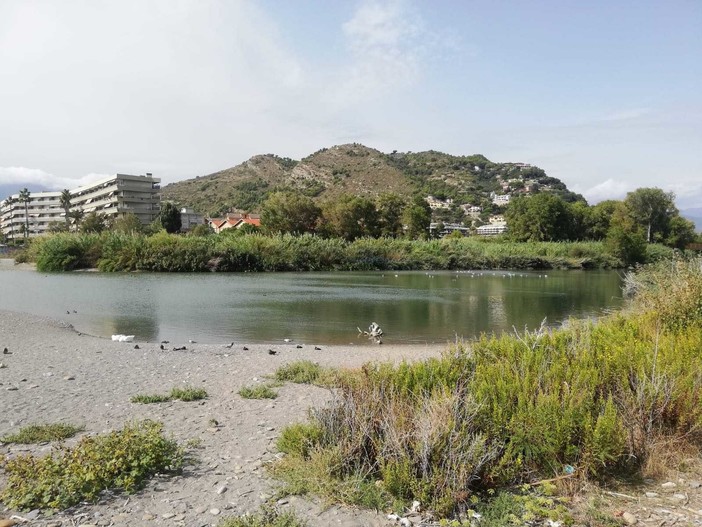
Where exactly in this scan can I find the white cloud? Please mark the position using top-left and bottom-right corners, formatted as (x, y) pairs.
(332, 0), (426, 104)
(575, 179), (632, 204)
(0, 167), (106, 191)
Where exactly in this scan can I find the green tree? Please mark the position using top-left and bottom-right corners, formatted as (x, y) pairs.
(113, 213), (144, 234)
(624, 188), (677, 243)
(188, 224), (212, 237)
(320, 195), (379, 240)
(81, 212), (109, 233)
(587, 200), (620, 240)
(505, 193), (574, 242)
(402, 196), (431, 239)
(48, 221), (68, 233)
(159, 202), (182, 234)
(666, 216), (697, 249)
(60, 189), (72, 228)
(19, 188), (30, 239)
(605, 203), (647, 265)
(260, 191), (321, 235)
(68, 209), (85, 232)
(376, 193), (407, 237)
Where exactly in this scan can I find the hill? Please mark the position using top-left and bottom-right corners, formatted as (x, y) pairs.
(682, 208), (702, 232)
(162, 143), (582, 217)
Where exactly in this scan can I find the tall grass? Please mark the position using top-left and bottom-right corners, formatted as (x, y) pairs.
(26, 232), (674, 272)
(272, 257), (702, 517)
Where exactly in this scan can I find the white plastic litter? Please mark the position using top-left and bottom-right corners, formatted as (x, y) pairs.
(111, 334), (135, 342)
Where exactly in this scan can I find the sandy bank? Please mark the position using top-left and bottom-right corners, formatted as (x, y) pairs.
(0, 309), (446, 527)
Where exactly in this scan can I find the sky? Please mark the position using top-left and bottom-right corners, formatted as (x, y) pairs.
(0, 0), (700, 208)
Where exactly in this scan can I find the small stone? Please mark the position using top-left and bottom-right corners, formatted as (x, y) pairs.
(622, 511), (637, 525)
(173, 514), (185, 521)
(64, 375), (75, 381)
(259, 492), (272, 501)
(661, 481), (677, 489)
(689, 480), (702, 489)
(6, 386), (18, 391)
(195, 507), (207, 514)
(0, 362), (6, 369)
(162, 513), (175, 519)
(0, 519), (17, 527)
(142, 514), (155, 521)
(217, 485), (228, 495)
(645, 492), (659, 498)
(670, 493), (687, 501)
(210, 508), (221, 516)
(277, 498), (289, 505)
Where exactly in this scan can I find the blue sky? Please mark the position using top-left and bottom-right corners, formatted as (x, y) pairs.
(0, 0), (700, 207)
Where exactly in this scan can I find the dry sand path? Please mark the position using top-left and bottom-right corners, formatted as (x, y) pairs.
(0, 309), (446, 527)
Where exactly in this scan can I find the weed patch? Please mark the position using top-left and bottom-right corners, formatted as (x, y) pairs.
(218, 505), (307, 527)
(1, 424), (83, 444)
(131, 386), (208, 404)
(239, 384), (278, 399)
(274, 361), (323, 384)
(0, 420), (183, 510)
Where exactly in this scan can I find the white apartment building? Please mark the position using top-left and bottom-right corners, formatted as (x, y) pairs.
(1, 174), (160, 239)
(476, 222), (508, 236)
(0, 192), (64, 239)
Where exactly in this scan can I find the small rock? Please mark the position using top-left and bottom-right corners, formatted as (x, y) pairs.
(6, 386), (18, 391)
(173, 514), (185, 521)
(210, 508), (221, 516)
(46, 522), (62, 527)
(0, 519), (17, 527)
(277, 499), (289, 505)
(689, 480), (702, 489)
(645, 492), (659, 498)
(142, 514), (155, 521)
(217, 485), (228, 495)
(194, 507), (207, 514)
(63, 375), (75, 381)
(670, 493), (687, 501)
(259, 492), (272, 501)
(162, 513), (176, 519)
(661, 481), (677, 489)
(622, 511), (637, 525)
(0, 363), (6, 369)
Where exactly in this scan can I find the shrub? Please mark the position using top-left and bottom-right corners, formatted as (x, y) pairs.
(218, 505), (307, 527)
(239, 384), (278, 399)
(1, 424), (84, 444)
(0, 420), (183, 510)
(271, 258), (702, 517)
(130, 386), (208, 404)
(274, 361), (322, 384)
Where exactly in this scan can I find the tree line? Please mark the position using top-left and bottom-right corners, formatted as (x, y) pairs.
(504, 188), (698, 264)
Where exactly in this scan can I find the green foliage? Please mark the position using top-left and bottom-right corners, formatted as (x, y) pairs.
(274, 361), (322, 384)
(27, 231), (624, 272)
(272, 259), (702, 517)
(376, 193), (407, 237)
(80, 211), (110, 234)
(605, 203), (647, 265)
(0, 420), (183, 510)
(261, 192), (321, 235)
(505, 193), (575, 242)
(218, 506), (307, 527)
(1, 424), (84, 444)
(159, 202), (182, 234)
(403, 195), (431, 239)
(239, 384), (278, 399)
(276, 423), (324, 458)
(319, 194), (379, 240)
(113, 213), (144, 234)
(625, 187), (677, 243)
(131, 386), (207, 404)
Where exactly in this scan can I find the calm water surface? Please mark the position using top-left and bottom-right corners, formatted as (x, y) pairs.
(0, 269), (623, 345)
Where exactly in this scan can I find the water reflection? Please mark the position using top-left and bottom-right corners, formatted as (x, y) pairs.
(0, 269), (623, 344)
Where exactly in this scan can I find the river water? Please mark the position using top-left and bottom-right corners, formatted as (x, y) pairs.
(0, 268), (623, 345)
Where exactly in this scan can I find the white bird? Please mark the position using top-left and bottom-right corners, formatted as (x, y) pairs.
(283, 338), (292, 343)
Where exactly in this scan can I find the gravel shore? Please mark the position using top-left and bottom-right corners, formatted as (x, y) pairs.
(0, 309), (445, 527)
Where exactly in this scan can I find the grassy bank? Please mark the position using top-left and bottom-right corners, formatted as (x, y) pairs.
(20, 231), (674, 272)
(271, 258), (702, 519)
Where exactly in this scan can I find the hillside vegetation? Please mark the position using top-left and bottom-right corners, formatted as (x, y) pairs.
(162, 144), (580, 217)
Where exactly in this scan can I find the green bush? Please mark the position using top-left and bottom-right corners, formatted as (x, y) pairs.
(131, 386), (207, 404)
(218, 505), (307, 527)
(0, 420), (183, 510)
(274, 361), (322, 384)
(27, 232), (625, 273)
(239, 384), (278, 399)
(1, 424), (84, 444)
(272, 258), (702, 517)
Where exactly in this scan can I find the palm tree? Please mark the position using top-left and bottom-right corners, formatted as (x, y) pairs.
(60, 189), (72, 228)
(18, 188), (30, 240)
(68, 209), (84, 232)
(3, 195), (16, 242)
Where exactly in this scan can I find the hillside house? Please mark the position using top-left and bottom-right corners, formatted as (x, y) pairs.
(426, 196), (454, 210)
(208, 213), (261, 233)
